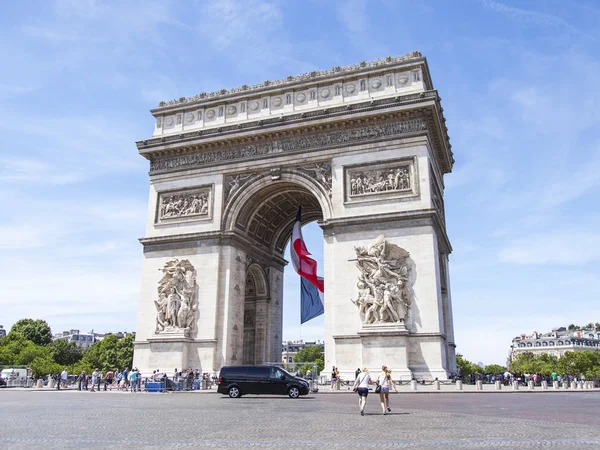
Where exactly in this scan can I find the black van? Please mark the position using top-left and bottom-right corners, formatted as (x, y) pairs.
(217, 365), (310, 398)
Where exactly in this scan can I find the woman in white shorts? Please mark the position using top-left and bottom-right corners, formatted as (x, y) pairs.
(352, 367), (372, 416)
(376, 365), (398, 414)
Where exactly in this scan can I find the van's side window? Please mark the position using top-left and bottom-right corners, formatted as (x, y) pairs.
(270, 368), (284, 379)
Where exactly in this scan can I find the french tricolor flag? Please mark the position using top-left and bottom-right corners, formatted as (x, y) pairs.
(291, 207), (324, 323)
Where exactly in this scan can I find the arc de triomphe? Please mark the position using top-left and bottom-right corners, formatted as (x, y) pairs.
(133, 51), (456, 380)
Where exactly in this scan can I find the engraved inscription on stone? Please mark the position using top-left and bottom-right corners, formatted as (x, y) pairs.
(156, 186), (212, 224)
(352, 235), (416, 325)
(344, 157), (417, 203)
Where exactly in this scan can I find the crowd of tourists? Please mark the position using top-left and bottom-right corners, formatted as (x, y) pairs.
(49, 367), (216, 392)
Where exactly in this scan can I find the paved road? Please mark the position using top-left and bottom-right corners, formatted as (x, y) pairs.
(0, 390), (599, 449)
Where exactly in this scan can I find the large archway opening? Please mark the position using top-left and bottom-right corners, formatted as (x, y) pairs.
(225, 174), (329, 366)
(281, 221), (325, 361)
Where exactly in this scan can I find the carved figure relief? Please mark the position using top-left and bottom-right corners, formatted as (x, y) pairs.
(345, 158), (417, 203)
(156, 186), (212, 224)
(154, 259), (197, 333)
(296, 163), (332, 197)
(351, 235), (416, 325)
(150, 118), (427, 172)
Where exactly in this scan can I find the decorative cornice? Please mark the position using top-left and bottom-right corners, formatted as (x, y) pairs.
(155, 52), (423, 110)
(149, 117), (427, 173)
(139, 90), (438, 152)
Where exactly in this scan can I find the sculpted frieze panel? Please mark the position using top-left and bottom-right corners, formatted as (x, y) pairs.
(156, 185), (212, 224)
(295, 162), (332, 197)
(149, 118), (427, 173)
(352, 235), (416, 325)
(154, 259), (197, 335)
(344, 157), (418, 203)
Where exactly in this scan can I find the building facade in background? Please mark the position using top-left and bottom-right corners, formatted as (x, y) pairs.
(510, 327), (600, 360)
(52, 330), (132, 349)
(281, 340), (324, 364)
(0, 325), (6, 338)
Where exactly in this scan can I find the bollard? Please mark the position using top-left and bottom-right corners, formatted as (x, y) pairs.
(335, 379), (341, 390)
(36, 379), (43, 388)
(541, 380), (548, 390)
(571, 381), (578, 390)
(48, 379), (55, 389)
(411, 380), (418, 391)
(553, 381), (559, 390)
(495, 380), (502, 390)
(579, 382), (584, 390)
(563, 381), (569, 389)
(434, 380), (440, 391)
(512, 380), (519, 390)
(528, 380), (534, 390)
(476, 380), (483, 391)
(456, 380), (463, 391)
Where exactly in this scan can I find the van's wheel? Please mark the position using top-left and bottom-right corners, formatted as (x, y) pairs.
(228, 386), (241, 398)
(288, 386), (300, 398)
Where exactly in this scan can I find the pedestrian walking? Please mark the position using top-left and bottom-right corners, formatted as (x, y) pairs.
(352, 367), (372, 416)
(59, 368), (68, 390)
(376, 365), (398, 415)
(330, 366), (337, 389)
(90, 369), (99, 392)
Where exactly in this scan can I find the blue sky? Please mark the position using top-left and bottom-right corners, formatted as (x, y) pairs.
(1, 0), (598, 366)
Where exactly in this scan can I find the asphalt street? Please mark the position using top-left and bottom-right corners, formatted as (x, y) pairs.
(0, 390), (599, 449)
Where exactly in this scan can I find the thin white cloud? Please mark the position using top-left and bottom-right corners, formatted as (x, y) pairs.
(498, 230), (600, 265)
(481, 0), (598, 42)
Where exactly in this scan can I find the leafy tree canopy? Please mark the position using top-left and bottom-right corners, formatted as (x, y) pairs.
(10, 319), (52, 346)
(48, 339), (84, 367)
(293, 345), (324, 374)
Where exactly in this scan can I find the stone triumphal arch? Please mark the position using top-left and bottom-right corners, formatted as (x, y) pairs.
(133, 51), (456, 380)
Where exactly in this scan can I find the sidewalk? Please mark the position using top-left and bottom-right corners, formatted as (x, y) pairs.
(11, 384), (600, 394)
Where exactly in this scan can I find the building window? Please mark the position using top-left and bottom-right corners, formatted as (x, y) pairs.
(240, 103), (246, 113)
(527, 342), (532, 347)
(286, 94), (291, 104)
(218, 107), (224, 117)
(413, 71), (421, 82)
(386, 75), (393, 87)
(263, 99), (268, 109)
(335, 85), (341, 96)
(310, 90), (316, 100)
(360, 80), (366, 91)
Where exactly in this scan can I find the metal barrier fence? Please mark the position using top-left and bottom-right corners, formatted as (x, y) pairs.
(143, 376), (215, 393)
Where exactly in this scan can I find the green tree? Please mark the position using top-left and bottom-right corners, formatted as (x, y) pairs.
(456, 354), (481, 380)
(509, 352), (541, 374)
(293, 345), (324, 374)
(82, 334), (134, 372)
(30, 356), (62, 378)
(48, 339), (84, 367)
(483, 364), (506, 375)
(10, 319), (52, 346)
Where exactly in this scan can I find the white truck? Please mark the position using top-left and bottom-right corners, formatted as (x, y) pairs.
(0, 368), (28, 380)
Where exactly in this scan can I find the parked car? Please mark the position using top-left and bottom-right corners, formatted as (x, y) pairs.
(217, 365), (310, 398)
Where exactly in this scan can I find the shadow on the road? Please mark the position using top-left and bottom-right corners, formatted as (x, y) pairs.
(219, 396), (317, 400)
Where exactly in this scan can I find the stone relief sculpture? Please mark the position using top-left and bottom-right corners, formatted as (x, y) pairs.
(150, 118), (428, 172)
(155, 259), (197, 334)
(352, 235), (416, 325)
(159, 190), (209, 220)
(297, 163), (332, 197)
(350, 165), (410, 197)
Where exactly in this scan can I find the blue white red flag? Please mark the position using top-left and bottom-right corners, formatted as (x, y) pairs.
(290, 207), (324, 323)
